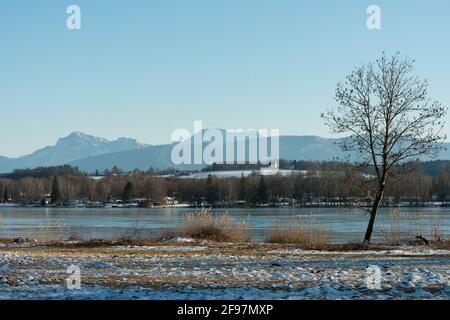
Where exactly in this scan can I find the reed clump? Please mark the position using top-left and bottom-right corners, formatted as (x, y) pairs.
(175, 209), (249, 243)
(266, 215), (329, 248)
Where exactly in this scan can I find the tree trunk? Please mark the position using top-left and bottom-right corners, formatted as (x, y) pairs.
(364, 182), (386, 243)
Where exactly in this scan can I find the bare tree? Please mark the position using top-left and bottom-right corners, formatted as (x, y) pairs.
(324, 53), (447, 243)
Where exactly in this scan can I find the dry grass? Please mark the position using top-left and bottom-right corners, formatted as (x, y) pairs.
(381, 209), (446, 245)
(432, 239), (450, 249)
(380, 208), (410, 244)
(38, 220), (70, 241)
(266, 215), (329, 248)
(429, 214), (444, 242)
(173, 209), (249, 243)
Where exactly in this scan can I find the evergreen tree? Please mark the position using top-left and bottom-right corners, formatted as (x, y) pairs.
(238, 173), (247, 201)
(205, 174), (219, 205)
(258, 176), (268, 203)
(293, 175), (304, 204)
(112, 166), (123, 175)
(50, 176), (62, 205)
(3, 186), (8, 203)
(122, 182), (135, 202)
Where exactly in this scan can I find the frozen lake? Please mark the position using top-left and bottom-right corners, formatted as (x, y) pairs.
(0, 207), (449, 243)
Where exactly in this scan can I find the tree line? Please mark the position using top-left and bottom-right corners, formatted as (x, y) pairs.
(0, 161), (449, 206)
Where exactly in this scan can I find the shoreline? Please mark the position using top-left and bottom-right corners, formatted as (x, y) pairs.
(1, 204), (450, 209)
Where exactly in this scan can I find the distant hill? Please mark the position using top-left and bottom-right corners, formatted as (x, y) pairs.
(421, 160), (450, 176)
(0, 131), (449, 173)
(69, 143), (196, 173)
(279, 136), (344, 161)
(1, 165), (84, 180)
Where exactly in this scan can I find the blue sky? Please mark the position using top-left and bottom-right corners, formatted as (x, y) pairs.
(1, 0), (449, 157)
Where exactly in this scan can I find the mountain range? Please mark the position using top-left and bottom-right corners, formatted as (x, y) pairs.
(0, 131), (449, 173)
(0, 132), (148, 173)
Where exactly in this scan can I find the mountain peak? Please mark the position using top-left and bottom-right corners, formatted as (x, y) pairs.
(57, 132), (109, 145)
(67, 131), (103, 139)
(69, 131), (89, 138)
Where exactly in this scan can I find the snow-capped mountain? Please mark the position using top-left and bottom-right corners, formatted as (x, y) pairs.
(0, 132), (148, 173)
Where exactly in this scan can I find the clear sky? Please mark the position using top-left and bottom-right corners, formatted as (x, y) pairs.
(1, 0), (449, 157)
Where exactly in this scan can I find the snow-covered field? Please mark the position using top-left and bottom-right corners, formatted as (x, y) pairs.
(0, 243), (449, 300)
